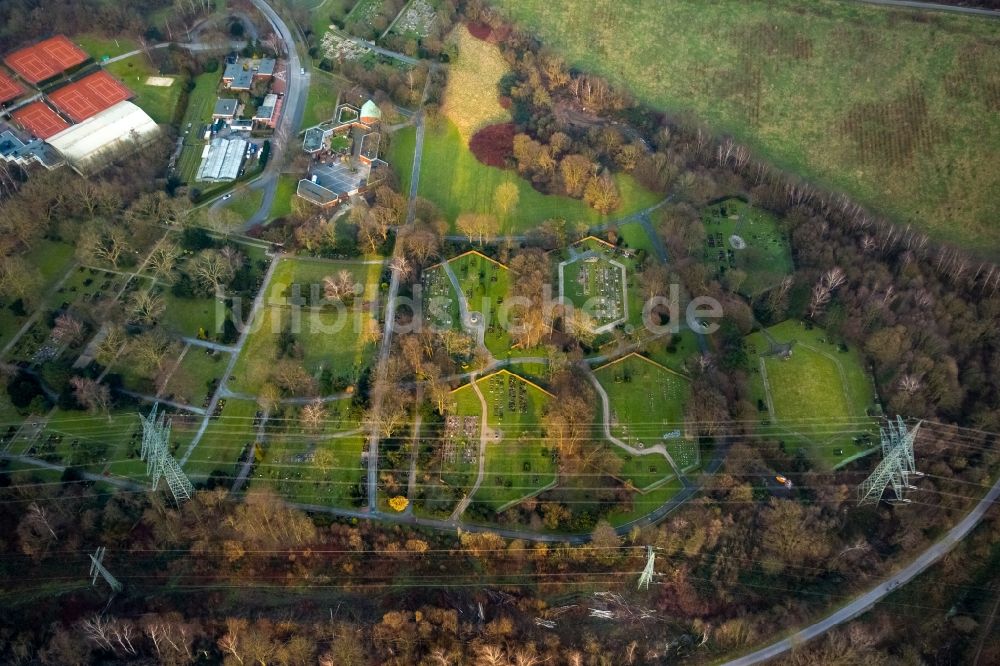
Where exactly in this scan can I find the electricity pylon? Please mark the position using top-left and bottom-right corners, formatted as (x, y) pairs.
(638, 546), (656, 590)
(89, 546), (122, 593)
(139, 406), (194, 504)
(858, 417), (922, 506)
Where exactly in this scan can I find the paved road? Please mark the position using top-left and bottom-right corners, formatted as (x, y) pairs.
(856, 0), (1000, 17)
(723, 473), (1000, 665)
(243, 0), (311, 229)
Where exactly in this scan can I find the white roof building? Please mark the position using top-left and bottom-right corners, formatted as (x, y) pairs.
(47, 101), (158, 171)
(196, 136), (247, 182)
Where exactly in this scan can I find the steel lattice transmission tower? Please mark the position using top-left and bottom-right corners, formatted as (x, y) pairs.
(858, 417), (922, 506)
(89, 546), (122, 593)
(139, 406), (194, 504)
(638, 546), (656, 590)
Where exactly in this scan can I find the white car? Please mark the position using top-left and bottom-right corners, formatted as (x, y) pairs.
(222, 194), (233, 201)
(300, 67), (305, 75)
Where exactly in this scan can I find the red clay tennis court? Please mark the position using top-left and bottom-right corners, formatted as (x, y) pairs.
(0, 70), (23, 104)
(4, 35), (88, 85)
(12, 101), (69, 139)
(48, 71), (132, 122)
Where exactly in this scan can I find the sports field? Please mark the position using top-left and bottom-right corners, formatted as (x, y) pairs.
(701, 198), (793, 297)
(491, 0), (1000, 255)
(745, 320), (880, 468)
(451, 370), (556, 510)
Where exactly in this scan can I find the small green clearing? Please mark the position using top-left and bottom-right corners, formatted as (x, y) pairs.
(269, 175), (300, 220)
(224, 187), (265, 222)
(644, 329), (701, 374)
(605, 477), (684, 527)
(745, 320), (880, 468)
(388, 125), (416, 194)
(701, 198), (793, 297)
(184, 399), (258, 478)
(301, 72), (342, 128)
(161, 346), (229, 407)
(160, 293), (227, 339)
(232, 258), (383, 396)
(26, 410), (146, 481)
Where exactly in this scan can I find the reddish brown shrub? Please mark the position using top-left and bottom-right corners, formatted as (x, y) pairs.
(469, 123), (515, 168)
(466, 22), (492, 41)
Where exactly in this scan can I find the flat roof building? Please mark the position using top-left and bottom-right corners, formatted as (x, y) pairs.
(213, 98), (239, 119)
(0, 127), (63, 169)
(253, 93), (281, 128)
(222, 58), (277, 91)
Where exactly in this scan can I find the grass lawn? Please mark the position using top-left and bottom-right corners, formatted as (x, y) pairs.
(616, 221), (659, 259)
(184, 399), (258, 478)
(452, 370), (556, 510)
(160, 293), (227, 339)
(417, 118), (660, 235)
(594, 352), (692, 456)
(74, 34), (139, 60)
(223, 186), (265, 221)
(412, 418), (480, 517)
(267, 256), (383, 305)
(230, 282), (381, 396)
(0, 240), (75, 349)
(701, 198), (793, 297)
(492, 0), (1000, 255)
(301, 72), (342, 128)
(25, 410), (146, 481)
(443, 25), (510, 140)
(161, 346), (230, 407)
(105, 55), (183, 124)
(605, 477), (684, 527)
(388, 125), (416, 194)
(254, 421), (366, 508)
(745, 320), (880, 468)
(269, 175), (300, 220)
(644, 329), (701, 374)
(175, 72), (223, 184)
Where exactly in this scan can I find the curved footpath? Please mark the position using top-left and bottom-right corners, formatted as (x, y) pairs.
(722, 473), (1000, 665)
